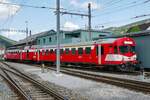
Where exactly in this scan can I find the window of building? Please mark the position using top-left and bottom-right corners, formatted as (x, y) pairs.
(38, 40), (40, 44)
(78, 48), (83, 55)
(85, 47), (91, 54)
(43, 38), (46, 44)
(71, 48), (76, 55)
(65, 48), (69, 54)
(49, 37), (52, 42)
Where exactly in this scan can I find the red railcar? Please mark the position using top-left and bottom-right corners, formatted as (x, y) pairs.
(4, 37), (138, 71)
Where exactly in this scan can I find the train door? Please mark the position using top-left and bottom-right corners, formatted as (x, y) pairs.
(98, 45), (101, 64)
(20, 50), (22, 61)
(98, 45), (104, 64)
(26, 50), (29, 60)
(37, 50), (40, 62)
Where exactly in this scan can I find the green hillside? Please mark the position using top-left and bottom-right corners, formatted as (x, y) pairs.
(0, 35), (16, 47)
(103, 18), (150, 34)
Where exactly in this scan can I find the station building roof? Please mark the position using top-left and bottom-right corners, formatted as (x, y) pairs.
(0, 35), (16, 48)
(15, 30), (55, 46)
(14, 29), (111, 46)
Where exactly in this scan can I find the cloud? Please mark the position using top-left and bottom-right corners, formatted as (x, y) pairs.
(1, 28), (26, 41)
(62, 21), (80, 31)
(70, 0), (79, 6)
(70, 0), (100, 10)
(0, 0), (20, 20)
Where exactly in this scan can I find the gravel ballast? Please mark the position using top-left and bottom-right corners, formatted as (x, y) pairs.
(6, 62), (150, 100)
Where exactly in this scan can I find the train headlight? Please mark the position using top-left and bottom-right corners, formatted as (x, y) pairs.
(133, 55), (137, 60)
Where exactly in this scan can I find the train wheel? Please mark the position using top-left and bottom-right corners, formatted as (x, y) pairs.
(117, 64), (135, 72)
(117, 64), (128, 72)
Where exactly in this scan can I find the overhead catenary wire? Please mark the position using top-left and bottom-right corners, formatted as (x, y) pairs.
(0, 2), (59, 10)
(94, 13), (150, 28)
(92, 0), (130, 13)
(100, 0), (137, 12)
(0, 1), (87, 14)
(103, 0), (122, 6)
(94, 0), (150, 17)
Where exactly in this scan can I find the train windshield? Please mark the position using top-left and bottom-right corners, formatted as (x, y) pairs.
(119, 46), (128, 54)
(119, 46), (135, 54)
(130, 46), (135, 53)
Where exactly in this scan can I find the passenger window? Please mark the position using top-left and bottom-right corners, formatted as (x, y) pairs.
(71, 48), (76, 55)
(101, 46), (104, 55)
(85, 47), (91, 54)
(114, 46), (118, 54)
(46, 50), (49, 55)
(109, 46), (113, 54)
(55, 49), (57, 54)
(42, 50), (45, 55)
(96, 46), (98, 55)
(60, 49), (64, 54)
(38, 50), (40, 54)
(50, 49), (53, 53)
(65, 48), (69, 54)
(78, 48), (83, 55)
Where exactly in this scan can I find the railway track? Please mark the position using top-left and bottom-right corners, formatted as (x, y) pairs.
(0, 62), (67, 100)
(47, 67), (150, 94)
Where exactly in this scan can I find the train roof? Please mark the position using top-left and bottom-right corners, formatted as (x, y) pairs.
(6, 37), (135, 51)
(29, 38), (117, 49)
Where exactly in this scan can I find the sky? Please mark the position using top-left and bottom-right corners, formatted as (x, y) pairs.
(0, 0), (150, 41)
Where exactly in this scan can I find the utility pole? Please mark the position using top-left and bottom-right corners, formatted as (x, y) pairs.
(29, 30), (32, 37)
(55, 1), (92, 73)
(88, 3), (92, 41)
(56, 0), (60, 74)
(25, 21), (28, 46)
(60, 3), (92, 41)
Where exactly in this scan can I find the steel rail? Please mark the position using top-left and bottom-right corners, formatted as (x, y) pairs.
(0, 69), (31, 100)
(49, 67), (150, 94)
(0, 62), (67, 100)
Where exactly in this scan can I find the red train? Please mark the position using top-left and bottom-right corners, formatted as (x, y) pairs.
(4, 37), (138, 71)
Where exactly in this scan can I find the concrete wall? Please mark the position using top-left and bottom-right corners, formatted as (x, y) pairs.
(81, 31), (109, 42)
(132, 35), (150, 68)
(37, 33), (63, 45)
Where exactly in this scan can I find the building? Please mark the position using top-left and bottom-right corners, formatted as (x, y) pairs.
(14, 30), (56, 46)
(36, 29), (111, 46)
(127, 30), (150, 69)
(36, 30), (58, 45)
(0, 35), (16, 59)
